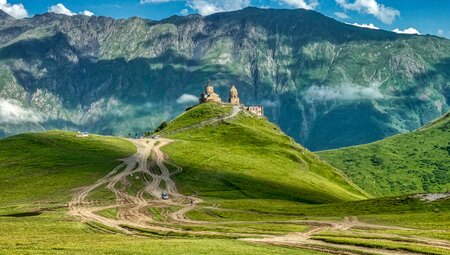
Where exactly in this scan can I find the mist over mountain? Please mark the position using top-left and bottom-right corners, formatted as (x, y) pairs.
(0, 7), (449, 150)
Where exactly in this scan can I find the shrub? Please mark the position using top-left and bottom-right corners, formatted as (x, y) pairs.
(370, 156), (384, 166)
(154, 121), (168, 132)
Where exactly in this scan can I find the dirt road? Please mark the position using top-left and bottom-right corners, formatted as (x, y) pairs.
(69, 138), (201, 233)
(162, 105), (242, 135)
(243, 217), (424, 255)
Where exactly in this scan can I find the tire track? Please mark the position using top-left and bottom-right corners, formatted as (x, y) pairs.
(68, 138), (202, 232)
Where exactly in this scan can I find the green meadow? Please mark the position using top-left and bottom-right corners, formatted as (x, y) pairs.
(162, 103), (368, 205)
(0, 131), (135, 207)
(319, 112), (450, 197)
(0, 104), (448, 254)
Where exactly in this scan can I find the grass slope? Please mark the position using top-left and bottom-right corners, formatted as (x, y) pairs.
(188, 195), (450, 233)
(163, 103), (231, 132)
(0, 130), (135, 207)
(318, 112), (450, 197)
(0, 107), (448, 254)
(161, 103), (368, 205)
(0, 129), (326, 255)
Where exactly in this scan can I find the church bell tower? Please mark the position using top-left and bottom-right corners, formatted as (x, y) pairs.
(228, 85), (240, 105)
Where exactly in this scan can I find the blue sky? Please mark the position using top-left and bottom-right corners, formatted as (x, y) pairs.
(3, 0), (450, 38)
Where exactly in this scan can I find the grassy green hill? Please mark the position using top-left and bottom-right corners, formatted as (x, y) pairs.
(161, 103), (368, 205)
(0, 129), (325, 255)
(0, 106), (449, 254)
(318, 112), (450, 197)
(0, 131), (135, 207)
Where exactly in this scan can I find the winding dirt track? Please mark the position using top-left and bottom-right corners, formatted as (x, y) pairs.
(244, 218), (418, 255)
(162, 105), (242, 135)
(69, 138), (202, 233)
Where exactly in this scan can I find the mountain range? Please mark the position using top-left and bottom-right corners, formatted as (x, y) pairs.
(0, 7), (449, 150)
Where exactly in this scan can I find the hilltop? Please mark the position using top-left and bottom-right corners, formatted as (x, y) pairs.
(0, 8), (449, 150)
(159, 103), (368, 204)
(318, 112), (450, 197)
(0, 103), (368, 217)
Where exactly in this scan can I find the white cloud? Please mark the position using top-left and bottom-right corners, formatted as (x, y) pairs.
(80, 10), (94, 17)
(48, 3), (75, 16)
(280, 0), (318, 10)
(437, 29), (445, 37)
(349, 22), (379, 30)
(176, 94), (198, 104)
(48, 4), (94, 17)
(180, 8), (189, 15)
(0, 0), (28, 19)
(305, 83), (384, 102)
(336, 0), (399, 24)
(0, 98), (44, 124)
(335, 12), (350, 19)
(392, 27), (420, 35)
(187, 0), (250, 16)
(141, 0), (317, 13)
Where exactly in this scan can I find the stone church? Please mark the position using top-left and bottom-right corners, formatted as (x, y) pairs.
(198, 81), (264, 117)
(199, 82), (222, 104)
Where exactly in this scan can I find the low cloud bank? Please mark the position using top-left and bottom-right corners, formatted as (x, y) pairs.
(0, 98), (44, 124)
(305, 83), (384, 101)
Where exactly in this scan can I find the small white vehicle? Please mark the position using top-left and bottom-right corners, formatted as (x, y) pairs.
(161, 192), (169, 200)
(76, 131), (89, 138)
